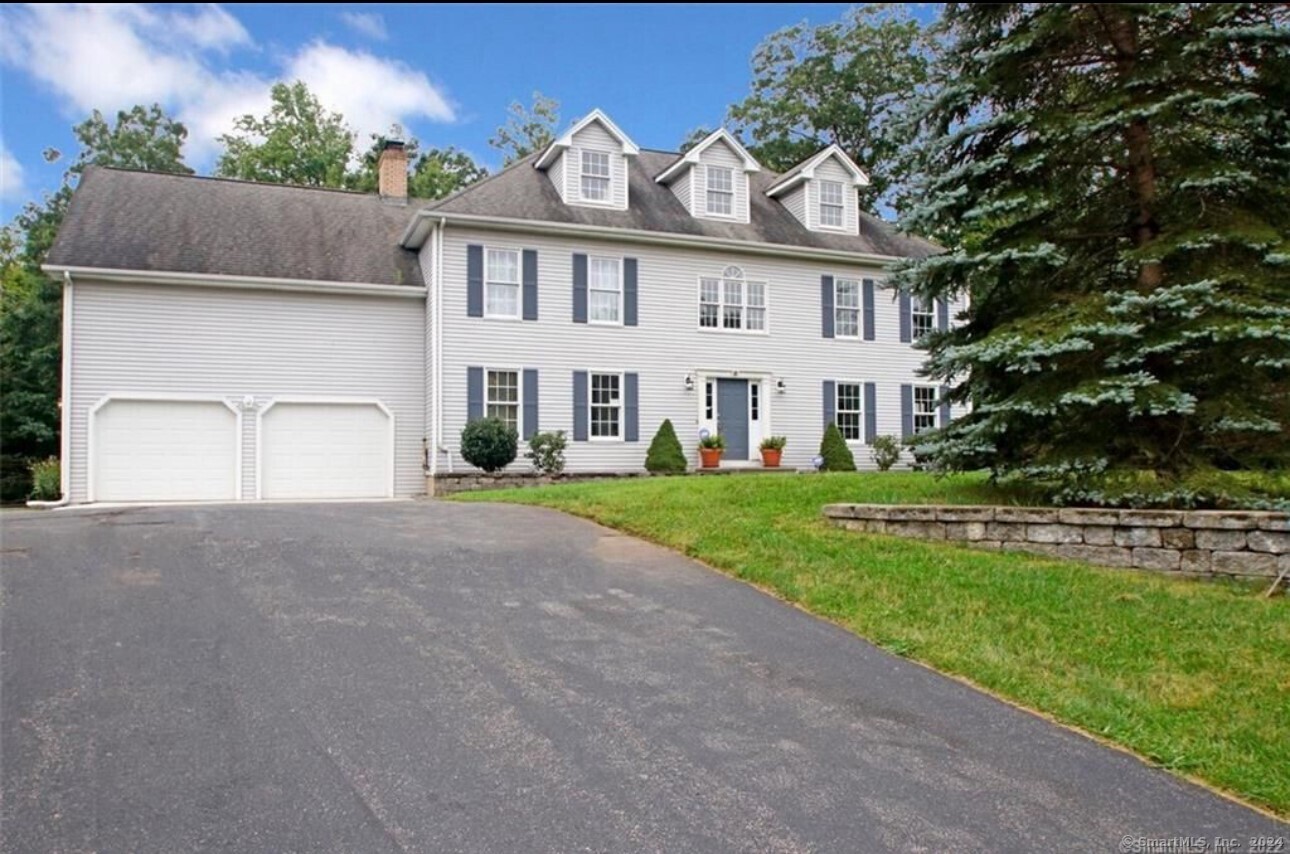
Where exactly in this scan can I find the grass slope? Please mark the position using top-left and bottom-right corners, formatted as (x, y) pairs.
(457, 472), (1290, 816)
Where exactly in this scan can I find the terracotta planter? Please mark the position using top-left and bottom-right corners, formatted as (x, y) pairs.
(760, 448), (782, 468)
(699, 448), (723, 468)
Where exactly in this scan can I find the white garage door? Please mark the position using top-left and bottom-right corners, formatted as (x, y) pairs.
(92, 399), (238, 502)
(259, 402), (393, 499)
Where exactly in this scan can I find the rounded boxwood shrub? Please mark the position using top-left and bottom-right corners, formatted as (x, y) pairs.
(645, 418), (687, 474)
(461, 417), (518, 473)
(870, 434), (902, 472)
(818, 422), (856, 471)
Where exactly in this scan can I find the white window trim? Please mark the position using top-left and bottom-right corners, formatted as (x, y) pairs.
(704, 164), (735, 218)
(484, 366), (523, 436)
(835, 380), (867, 445)
(483, 245), (522, 320)
(696, 271), (770, 335)
(817, 179), (847, 231)
(588, 370), (625, 443)
(834, 277), (862, 340)
(911, 296), (937, 341)
(587, 255), (624, 326)
(578, 148), (614, 206)
(912, 384), (939, 435)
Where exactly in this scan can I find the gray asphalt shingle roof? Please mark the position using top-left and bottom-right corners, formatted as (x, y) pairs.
(47, 167), (426, 287)
(428, 149), (939, 259)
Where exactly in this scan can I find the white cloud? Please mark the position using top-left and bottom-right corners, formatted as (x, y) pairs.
(0, 140), (29, 203)
(339, 11), (387, 41)
(0, 4), (455, 166)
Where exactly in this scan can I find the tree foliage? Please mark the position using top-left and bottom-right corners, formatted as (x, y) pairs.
(489, 92), (559, 166)
(348, 133), (488, 200)
(216, 81), (356, 187)
(71, 105), (193, 176)
(460, 417), (518, 473)
(645, 419), (688, 474)
(896, 3), (1290, 505)
(727, 4), (935, 212)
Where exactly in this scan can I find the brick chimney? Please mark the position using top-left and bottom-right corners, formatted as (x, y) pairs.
(377, 139), (407, 201)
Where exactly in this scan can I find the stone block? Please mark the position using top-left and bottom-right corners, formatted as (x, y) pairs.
(971, 541), (1003, 551)
(1210, 550), (1278, 577)
(986, 521), (1026, 541)
(1179, 550), (1211, 574)
(1055, 544), (1133, 567)
(1257, 515), (1290, 532)
(885, 506), (939, 522)
(995, 507), (1059, 524)
(1182, 511), (1260, 530)
(885, 520), (946, 539)
(1132, 548), (1182, 571)
(945, 521), (988, 541)
(822, 504), (857, 519)
(1118, 509), (1183, 527)
(1246, 530), (1290, 555)
(1194, 529), (1247, 551)
(1002, 542), (1059, 558)
(1026, 523), (1083, 544)
(1082, 525), (1117, 546)
(936, 507), (996, 522)
(1058, 508), (1120, 526)
(1160, 528), (1195, 550)
(1114, 527), (1162, 548)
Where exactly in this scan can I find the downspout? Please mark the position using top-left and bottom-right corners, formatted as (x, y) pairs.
(433, 216), (453, 474)
(29, 270), (73, 508)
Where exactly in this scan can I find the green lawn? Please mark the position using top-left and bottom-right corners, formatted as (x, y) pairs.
(456, 472), (1290, 817)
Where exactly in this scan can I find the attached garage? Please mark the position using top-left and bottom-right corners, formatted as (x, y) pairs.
(90, 397), (240, 502)
(258, 401), (394, 500)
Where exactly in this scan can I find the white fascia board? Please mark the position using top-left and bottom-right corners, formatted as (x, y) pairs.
(534, 108), (640, 170)
(766, 145), (871, 197)
(42, 265), (427, 299)
(655, 129), (761, 184)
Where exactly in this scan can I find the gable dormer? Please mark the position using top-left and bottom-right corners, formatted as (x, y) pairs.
(654, 129), (761, 224)
(765, 145), (869, 235)
(534, 109), (639, 211)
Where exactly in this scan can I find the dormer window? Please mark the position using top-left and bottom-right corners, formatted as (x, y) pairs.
(581, 150), (611, 201)
(706, 165), (734, 216)
(819, 180), (845, 228)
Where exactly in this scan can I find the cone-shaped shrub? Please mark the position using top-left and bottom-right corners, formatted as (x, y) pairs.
(645, 419), (688, 474)
(819, 422), (856, 471)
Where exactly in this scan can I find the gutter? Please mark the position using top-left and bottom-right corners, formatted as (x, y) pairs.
(41, 265), (426, 299)
(28, 270), (74, 508)
(399, 211), (904, 268)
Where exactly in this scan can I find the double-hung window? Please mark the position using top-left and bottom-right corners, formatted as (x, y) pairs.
(819, 180), (845, 228)
(913, 386), (938, 434)
(911, 295), (935, 340)
(706, 165), (734, 216)
(485, 248), (520, 318)
(581, 150), (611, 201)
(486, 369), (520, 433)
(835, 278), (861, 338)
(589, 257), (622, 324)
(590, 373), (622, 439)
(699, 266), (766, 332)
(836, 382), (863, 442)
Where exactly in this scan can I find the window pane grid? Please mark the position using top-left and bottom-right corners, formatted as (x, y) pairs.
(590, 373), (621, 439)
(581, 150), (611, 201)
(835, 278), (860, 337)
(836, 382), (863, 442)
(589, 257), (622, 323)
(699, 273), (767, 332)
(820, 180), (844, 227)
(486, 370), (519, 433)
(706, 166), (734, 216)
(914, 386), (938, 434)
(912, 296), (935, 340)
(485, 248), (520, 318)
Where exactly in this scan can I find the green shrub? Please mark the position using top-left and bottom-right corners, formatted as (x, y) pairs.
(524, 430), (567, 475)
(645, 419), (687, 474)
(460, 417), (518, 473)
(28, 457), (60, 500)
(870, 435), (902, 472)
(818, 423), (856, 471)
(1, 454), (32, 504)
(759, 435), (787, 451)
(699, 433), (726, 450)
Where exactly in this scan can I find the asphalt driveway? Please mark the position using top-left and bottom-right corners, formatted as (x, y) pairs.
(1, 501), (1281, 852)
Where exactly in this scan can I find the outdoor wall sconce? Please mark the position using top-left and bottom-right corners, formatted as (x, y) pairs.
(684, 374), (695, 391)
(776, 379), (787, 393)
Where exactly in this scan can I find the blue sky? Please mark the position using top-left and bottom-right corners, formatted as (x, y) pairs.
(0, 3), (939, 220)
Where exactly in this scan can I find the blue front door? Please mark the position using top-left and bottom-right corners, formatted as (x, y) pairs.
(716, 378), (750, 460)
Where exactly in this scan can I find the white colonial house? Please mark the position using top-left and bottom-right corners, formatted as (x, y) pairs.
(44, 109), (955, 504)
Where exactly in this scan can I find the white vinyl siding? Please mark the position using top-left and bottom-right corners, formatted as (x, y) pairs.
(485, 247), (521, 318)
(835, 278), (861, 338)
(66, 282), (424, 502)
(564, 120), (629, 210)
(913, 385), (938, 434)
(778, 183), (808, 229)
(486, 369), (520, 433)
(691, 139), (750, 223)
(588, 256), (623, 324)
(589, 372), (622, 440)
(912, 295), (936, 340)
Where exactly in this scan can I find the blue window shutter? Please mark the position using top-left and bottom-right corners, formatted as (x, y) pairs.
(572, 371), (588, 441)
(899, 290), (912, 343)
(821, 275), (834, 338)
(937, 298), (949, 332)
(864, 382), (877, 444)
(624, 373), (639, 441)
(862, 279), (876, 341)
(522, 250), (538, 321)
(624, 258), (638, 326)
(572, 254), (588, 323)
(900, 384), (914, 440)
(523, 369), (539, 440)
(822, 380), (836, 430)
(467, 245), (483, 318)
(939, 385), (951, 428)
(467, 366), (484, 422)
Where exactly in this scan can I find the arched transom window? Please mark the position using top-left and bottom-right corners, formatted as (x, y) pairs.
(698, 266), (766, 332)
